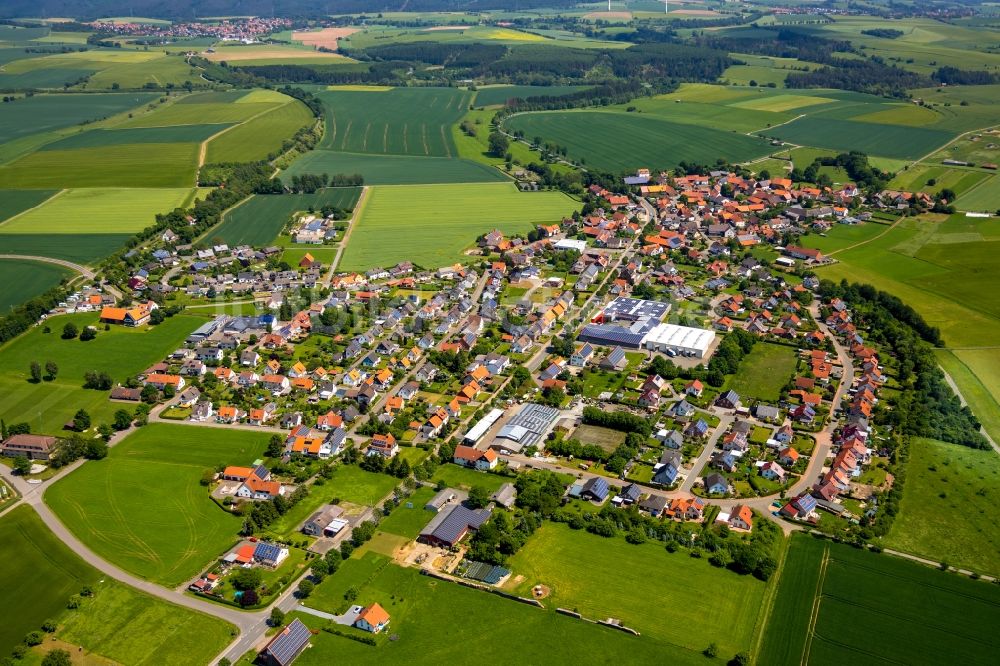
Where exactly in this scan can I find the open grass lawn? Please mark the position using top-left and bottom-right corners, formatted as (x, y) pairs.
(473, 84), (591, 107)
(325, 463), (400, 506)
(0, 189), (59, 223)
(211, 188), (362, 246)
(810, 217), (1000, 443)
(0, 313), (199, 435)
(46, 423), (269, 586)
(339, 183), (576, 271)
(317, 87), (469, 157)
(766, 533), (1000, 665)
(725, 342), (798, 403)
(0, 258), (71, 313)
(505, 110), (773, 172)
(0, 506), (234, 662)
(571, 424), (626, 451)
(505, 523), (767, 657)
(0, 505), (98, 654)
(376, 486), (437, 539)
(0, 93), (158, 144)
(431, 463), (510, 493)
(0, 142), (199, 188)
(205, 98), (314, 163)
(298, 551), (706, 665)
(0, 188), (195, 263)
(883, 438), (1000, 576)
(282, 150), (507, 185)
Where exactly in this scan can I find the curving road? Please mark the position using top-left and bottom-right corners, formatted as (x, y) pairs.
(0, 254), (122, 299)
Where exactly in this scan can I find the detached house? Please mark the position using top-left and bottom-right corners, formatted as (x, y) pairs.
(453, 445), (498, 471)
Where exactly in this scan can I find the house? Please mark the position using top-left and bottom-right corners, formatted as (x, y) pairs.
(570, 343), (595, 367)
(760, 461), (786, 482)
(653, 451), (682, 486)
(780, 493), (818, 520)
(753, 404), (780, 422)
(367, 433), (398, 458)
(248, 404), (276, 426)
(670, 399), (696, 419)
(302, 505), (347, 537)
(175, 387), (201, 408)
(216, 406), (245, 424)
(684, 379), (703, 397)
(655, 428), (684, 449)
(618, 483), (642, 505)
(667, 496), (705, 521)
(354, 603), (391, 634)
(453, 445), (499, 471)
(258, 619), (311, 666)
(236, 468), (284, 501)
(685, 418), (710, 439)
(716, 389), (741, 410)
(599, 346), (628, 371)
(778, 447), (800, 466)
(0, 433), (57, 461)
(99, 301), (156, 327)
(262, 374), (290, 394)
(579, 476), (610, 502)
(639, 494), (668, 517)
(491, 483), (517, 509)
(253, 541), (289, 567)
(190, 401), (214, 422)
(144, 373), (185, 391)
(704, 473), (729, 495)
(727, 504), (754, 531)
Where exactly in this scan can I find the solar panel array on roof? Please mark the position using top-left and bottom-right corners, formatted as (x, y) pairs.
(494, 403), (560, 452)
(577, 323), (647, 348)
(263, 618), (311, 666)
(463, 561), (512, 585)
(254, 542), (281, 563)
(421, 504), (491, 546)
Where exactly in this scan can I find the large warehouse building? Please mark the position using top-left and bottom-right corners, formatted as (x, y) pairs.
(643, 323), (716, 358)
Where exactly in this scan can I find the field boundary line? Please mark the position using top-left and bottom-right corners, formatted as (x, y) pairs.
(0, 189), (66, 230)
(826, 216), (903, 256)
(197, 101), (289, 170)
(750, 534), (791, 661)
(954, 174), (999, 212)
(801, 542), (829, 665)
(911, 122), (1000, 168)
(330, 185), (371, 274)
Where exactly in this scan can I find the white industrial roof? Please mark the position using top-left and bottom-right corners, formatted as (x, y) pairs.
(643, 323), (715, 352)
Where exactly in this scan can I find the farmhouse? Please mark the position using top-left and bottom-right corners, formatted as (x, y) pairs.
(0, 433), (58, 461)
(99, 301), (157, 326)
(453, 445), (499, 470)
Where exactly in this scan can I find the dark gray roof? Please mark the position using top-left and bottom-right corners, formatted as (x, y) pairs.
(421, 504), (491, 546)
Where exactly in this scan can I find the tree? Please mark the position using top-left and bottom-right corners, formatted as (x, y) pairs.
(266, 434), (284, 458)
(467, 485), (491, 509)
(73, 409), (91, 432)
(488, 131), (509, 157)
(729, 652), (750, 666)
(79, 327), (96, 341)
(141, 384), (159, 403)
(269, 607), (286, 627)
(12, 455), (32, 476)
(704, 642), (719, 658)
(61, 323), (78, 339)
(150, 308), (165, 325)
(113, 409), (132, 430)
(45, 361), (58, 380)
(41, 650), (72, 666)
(30, 361), (42, 383)
(297, 579), (314, 598)
(85, 439), (109, 459)
(231, 567), (262, 591)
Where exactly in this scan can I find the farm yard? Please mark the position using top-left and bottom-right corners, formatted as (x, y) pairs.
(761, 534), (1000, 665)
(883, 438), (1000, 576)
(317, 87), (470, 157)
(46, 423), (270, 587)
(211, 187), (361, 246)
(338, 183), (576, 271)
(0, 312), (199, 434)
(0, 188), (196, 263)
(504, 523), (768, 658)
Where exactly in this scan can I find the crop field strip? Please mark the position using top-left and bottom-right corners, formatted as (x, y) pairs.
(281, 151), (508, 185)
(211, 187), (362, 246)
(472, 84), (592, 107)
(204, 97), (315, 163)
(0, 92), (160, 144)
(318, 87), (470, 157)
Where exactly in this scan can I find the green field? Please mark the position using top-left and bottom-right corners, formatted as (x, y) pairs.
(317, 87), (470, 157)
(805, 216), (1000, 443)
(889, 164), (990, 199)
(956, 175), (1000, 212)
(505, 110), (774, 172)
(298, 552), (706, 665)
(0, 142), (200, 188)
(0, 506), (98, 654)
(38, 124), (231, 151)
(473, 84), (592, 107)
(431, 463), (509, 493)
(0, 312), (199, 434)
(725, 342), (798, 403)
(0, 187), (194, 263)
(883, 438), (1000, 576)
(339, 183), (576, 271)
(211, 188), (362, 246)
(375, 486), (437, 538)
(769, 117), (954, 161)
(800, 222), (888, 254)
(0, 258), (71, 312)
(46, 423), (269, 586)
(761, 533), (1000, 665)
(0, 189), (58, 223)
(282, 151), (508, 185)
(0, 505), (233, 662)
(0, 93), (158, 144)
(323, 463), (401, 506)
(205, 98), (314, 163)
(505, 523), (768, 658)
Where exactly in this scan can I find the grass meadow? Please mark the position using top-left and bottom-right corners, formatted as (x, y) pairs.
(46, 423), (270, 586)
(338, 183), (576, 271)
(725, 342), (798, 403)
(211, 188), (361, 246)
(883, 437), (1000, 576)
(0, 506), (233, 663)
(298, 552), (707, 665)
(806, 217), (1000, 443)
(431, 463), (509, 493)
(0, 313), (199, 434)
(0, 188), (195, 263)
(505, 110), (774, 172)
(317, 87), (470, 157)
(282, 150), (507, 185)
(205, 98), (314, 163)
(0, 258), (71, 313)
(504, 523), (768, 657)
